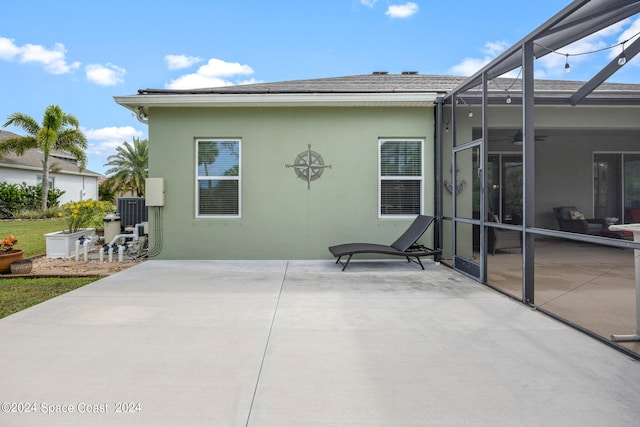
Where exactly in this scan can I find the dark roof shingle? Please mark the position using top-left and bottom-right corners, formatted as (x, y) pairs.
(135, 73), (640, 105)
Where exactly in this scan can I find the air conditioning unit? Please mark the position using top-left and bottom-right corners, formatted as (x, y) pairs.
(117, 198), (148, 231)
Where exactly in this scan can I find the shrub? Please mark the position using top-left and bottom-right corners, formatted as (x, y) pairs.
(60, 199), (114, 232)
(10, 208), (63, 219)
(0, 182), (65, 218)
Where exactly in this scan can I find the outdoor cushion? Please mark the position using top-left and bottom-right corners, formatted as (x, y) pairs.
(587, 222), (603, 232)
(570, 210), (586, 220)
(558, 206), (578, 220)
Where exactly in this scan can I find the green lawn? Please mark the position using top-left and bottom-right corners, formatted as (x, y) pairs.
(0, 218), (67, 257)
(0, 218), (101, 319)
(0, 277), (98, 318)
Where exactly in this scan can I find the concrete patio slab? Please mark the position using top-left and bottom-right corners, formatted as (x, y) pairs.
(1, 259), (639, 426)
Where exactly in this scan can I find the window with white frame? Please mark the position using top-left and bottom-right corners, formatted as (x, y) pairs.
(196, 139), (241, 217)
(36, 175), (54, 189)
(379, 139), (423, 217)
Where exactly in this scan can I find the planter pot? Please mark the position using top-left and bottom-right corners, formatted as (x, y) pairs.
(0, 249), (24, 274)
(10, 258), (32, 274)
(44, 228), (96, 258)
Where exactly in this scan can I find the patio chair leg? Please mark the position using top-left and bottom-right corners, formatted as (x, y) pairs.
(342, 254), (353, 271)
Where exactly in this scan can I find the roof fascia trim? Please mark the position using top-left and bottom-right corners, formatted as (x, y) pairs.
(115, 92), (439, 109)
(0, 163), (101, 177)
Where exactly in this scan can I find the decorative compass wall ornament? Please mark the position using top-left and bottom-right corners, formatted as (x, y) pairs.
(285, 144), (332, 190)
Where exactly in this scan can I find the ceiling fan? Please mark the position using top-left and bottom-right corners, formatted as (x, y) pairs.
(493, 130), (547, 145)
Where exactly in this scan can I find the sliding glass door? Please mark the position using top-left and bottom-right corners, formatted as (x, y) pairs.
(488, 154), (523, 224)
(594, 153), (640, 222)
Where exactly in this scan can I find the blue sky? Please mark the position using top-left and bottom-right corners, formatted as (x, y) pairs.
(2, 1), (639, 175)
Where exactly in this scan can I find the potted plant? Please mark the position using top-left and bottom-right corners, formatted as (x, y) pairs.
(44, 199), (111, 258)
(0, 235), (23, 273)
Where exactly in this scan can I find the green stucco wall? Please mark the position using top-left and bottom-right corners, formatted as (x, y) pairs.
(147, 106), (435, 259)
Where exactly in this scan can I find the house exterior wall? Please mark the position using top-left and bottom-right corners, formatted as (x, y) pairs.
(147, 106), (435, 259)
(0, 167), (99, 205)
(53, 173), (99, 203)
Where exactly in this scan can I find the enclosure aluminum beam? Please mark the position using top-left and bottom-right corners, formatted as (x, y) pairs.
(571, 36), (640, 105)
(435, 97), (444, 253)
(444, 0), (640, 102)
(522, 40), (536, 305)
(444, 0), (589, 98)
(480, 72), (489, 284)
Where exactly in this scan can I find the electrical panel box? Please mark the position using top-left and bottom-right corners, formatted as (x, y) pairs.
(146, 178), (165, 206)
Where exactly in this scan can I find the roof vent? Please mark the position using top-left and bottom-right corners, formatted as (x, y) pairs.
(372, 71), (388, 75)
(401, 71), (418, 75)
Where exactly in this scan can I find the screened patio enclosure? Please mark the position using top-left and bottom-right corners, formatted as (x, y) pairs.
(437, 0), (640, 358)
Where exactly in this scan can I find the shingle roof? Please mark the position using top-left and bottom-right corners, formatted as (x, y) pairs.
(135, 73), (640, 105)
(138, 74), (463, 95)
(0, 130), (101, 176)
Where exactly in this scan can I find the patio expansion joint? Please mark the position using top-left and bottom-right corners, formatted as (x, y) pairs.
(244, 260), (288, 426)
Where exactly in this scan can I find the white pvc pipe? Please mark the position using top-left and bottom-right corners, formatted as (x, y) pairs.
(82, 240), (91, 261)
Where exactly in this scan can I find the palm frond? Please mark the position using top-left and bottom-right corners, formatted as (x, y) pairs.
(0, 136), (38, 155)
(3, 113), (40, 136)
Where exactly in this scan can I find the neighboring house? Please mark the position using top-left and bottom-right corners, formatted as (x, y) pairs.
(0, 129), (101, 205)
(114, 73), (640, 261)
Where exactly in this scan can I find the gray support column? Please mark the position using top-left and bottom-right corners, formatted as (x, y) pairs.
(435, 98), (444, 252)
(480, 73), (489, 283)
(522, 40), (535, 305)
(451, 93), (458, 261)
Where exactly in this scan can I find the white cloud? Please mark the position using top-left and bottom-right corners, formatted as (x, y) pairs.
(450, 41), (510, 76)
(450, 57), (491, 76)
(0, 37), (20, 60)
(0, 38), (80, 74)
(166, 74), (234, 89)
(84, 126), (144, 158)
(237, 78), (261, 85)
(609, 17), (640, 64)
(85, 63), (126, 86)
(484, 41), (510, 57)
(386, 2), (419, 19)
(165, 54), (203, 70)
(535, 21), (637, 77)
(166, 57), (254, 89)
(360, 0), (377, 7)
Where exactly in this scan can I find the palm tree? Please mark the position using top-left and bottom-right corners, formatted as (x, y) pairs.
(103, 138), (148, 197)
(1, 105), (88, 210)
